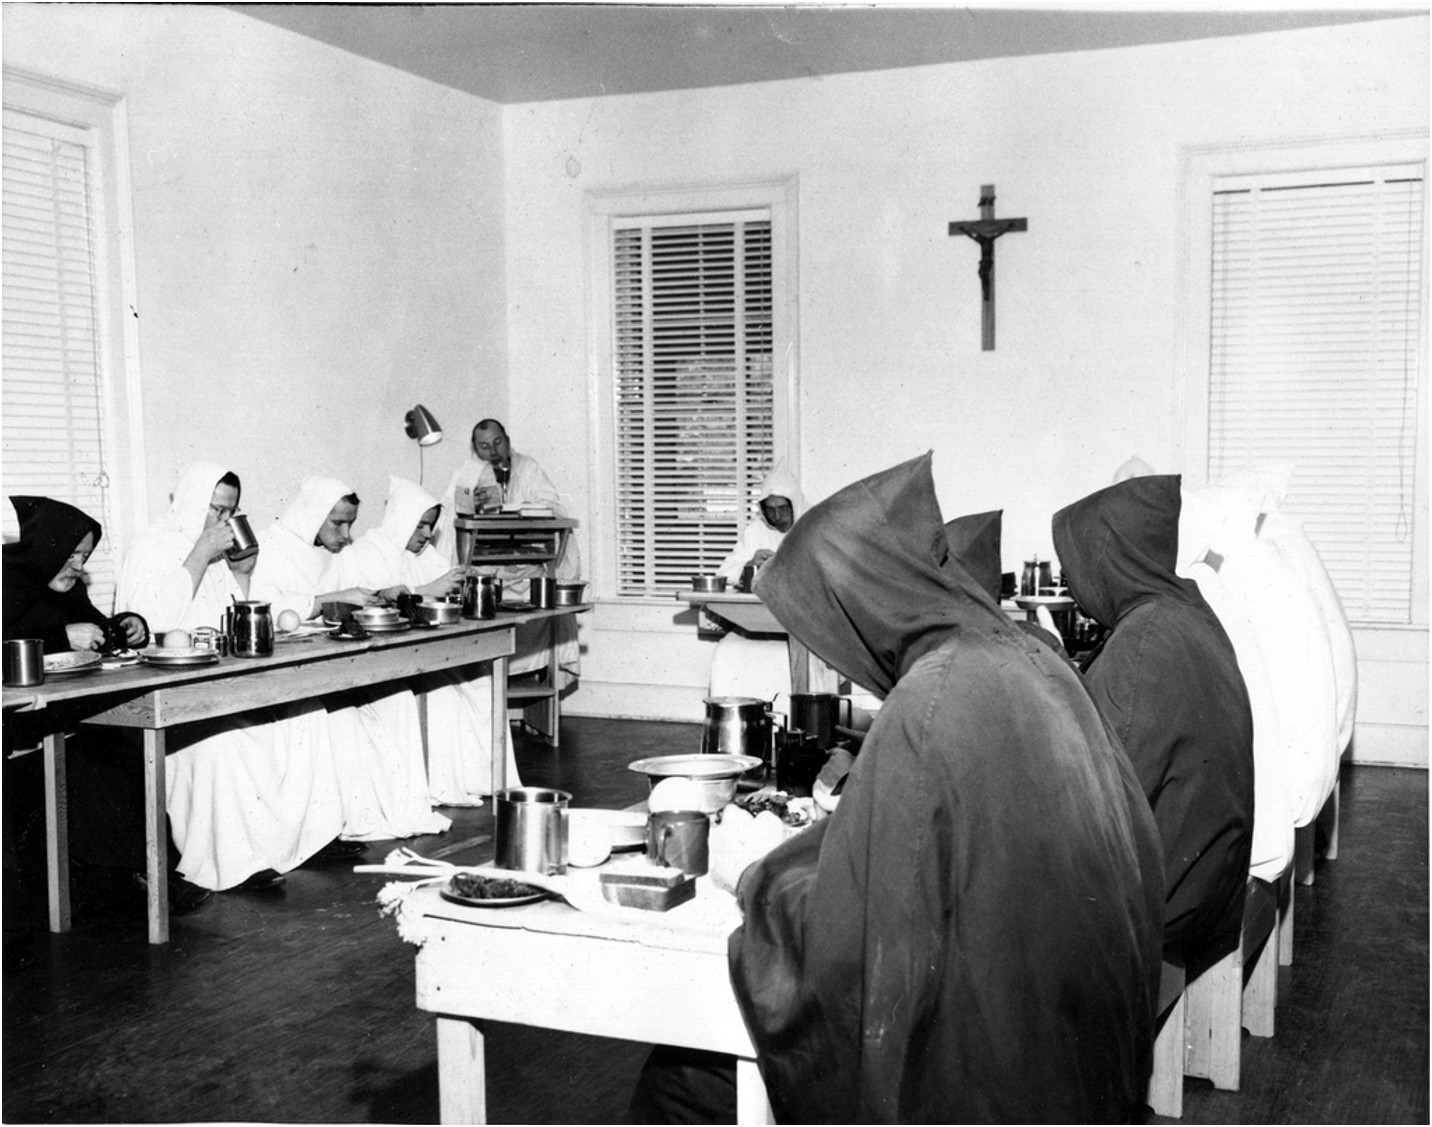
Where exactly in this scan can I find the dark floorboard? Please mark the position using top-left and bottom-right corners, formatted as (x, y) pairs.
(3, 718), (1427, 1124)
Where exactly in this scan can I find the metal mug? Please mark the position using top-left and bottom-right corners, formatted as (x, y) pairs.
(787, 692), (852, 750)
(494, 787), (571, 875)
(225, 513), (259, 562)
(462, 575), (499, 619)
(646, 810), (709, 877)
(3, 639), (45, 687)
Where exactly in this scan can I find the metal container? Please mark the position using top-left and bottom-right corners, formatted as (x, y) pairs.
(225, 513), (259, 562)
(229, 601), (274, 657)
(554, 581), (587, 606)
(414, 599), (461, 625)
(3, 638), (45, 687)
(627, 753), (764, 814)
(462, 575), (500, 619)
(530, 576), (557, 609)
(787, 692), (852, 750)
(691, 575), (727, 593)
(494, 786), (571, 875)
(701, 696), (778, 773)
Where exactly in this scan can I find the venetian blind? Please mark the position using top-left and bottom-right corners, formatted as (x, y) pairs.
(1209, 167), (1425, 624)
(612, 211), (774, 596)
(2, 108), (117, 613)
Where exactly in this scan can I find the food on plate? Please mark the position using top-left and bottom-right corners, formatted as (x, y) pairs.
(161, 629), (191, 649)
(447, 873), (541, 900)
(736, 789), (820, 827)
(276, 609), (301, 633)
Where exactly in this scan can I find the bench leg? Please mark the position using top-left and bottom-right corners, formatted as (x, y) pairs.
(1243, 927), (1277, 1038)
(1148, 988), (1186, 1118)
(1184, 947), (1242, 1091)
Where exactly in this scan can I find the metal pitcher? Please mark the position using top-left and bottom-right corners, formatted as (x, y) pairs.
(701, 696), (781, 775)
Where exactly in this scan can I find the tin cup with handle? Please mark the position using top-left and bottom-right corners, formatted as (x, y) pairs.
(225, 513), (259, 562)
(647, 810), (710, 877)
(494, 787), (571, 875)
(3, 639), (45, 687)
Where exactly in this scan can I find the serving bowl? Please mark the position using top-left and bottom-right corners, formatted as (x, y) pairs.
(353, 606), (401, 626)
(690, 575), (727, 593)
(555, 581), (587, 606)
(413, 599), (461, 625)
(627, 753), (762, 813)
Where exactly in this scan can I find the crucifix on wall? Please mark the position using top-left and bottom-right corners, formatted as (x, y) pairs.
(948, 184), (1027, 351)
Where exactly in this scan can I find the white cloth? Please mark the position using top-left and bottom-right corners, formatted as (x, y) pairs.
(118, 462), (343, 890)
(256, 476), (450, 841)
(1180, 479), (1340, 828)
(116, 459), (245, 634)
(336, 476), (519, 804)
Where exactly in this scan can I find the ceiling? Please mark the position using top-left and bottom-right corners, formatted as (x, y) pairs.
(231, 3), (1420, 105)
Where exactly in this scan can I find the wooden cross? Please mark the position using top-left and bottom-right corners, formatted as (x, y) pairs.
(948, 184), (1028, 351)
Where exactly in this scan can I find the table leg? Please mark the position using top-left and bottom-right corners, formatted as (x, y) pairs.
(491, 654), (509, 804)
(436, 1015), (487, 1124)
(43, 730), (70, 933)
(544, 617), (560, 748)
(735, 1056), (773, 1124)
(143, 729), (169, 945)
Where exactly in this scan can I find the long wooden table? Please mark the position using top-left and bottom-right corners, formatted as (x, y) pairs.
(1, 606), (584, 944)
(407, 881), (771, 1124)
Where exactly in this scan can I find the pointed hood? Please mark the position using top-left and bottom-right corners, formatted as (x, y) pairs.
(755, 461), (805, 527)
(1052, 475), (1197, 629)
(376, 476), (440, 551)
(275, 476), (353, 544)
(157, 460), (236, 543)
(943, 509), (1003, 602)
(754, 453), (1007, 699)
(4, 496), (102, 585)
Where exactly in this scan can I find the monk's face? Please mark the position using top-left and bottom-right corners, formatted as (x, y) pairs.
(49, 531), (96, 592)
(761, 496), (794, 533)
(204, 483), (240, 532)
(317, 499), (358, 553)
(407, 506), (440, 554)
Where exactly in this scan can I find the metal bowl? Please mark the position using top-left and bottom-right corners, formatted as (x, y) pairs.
(690, 575), (728, 593)
(555, 582), (587, 606)
(414, 599), (461, 625)
(627, 753), (762, 813)
(353, 606), (401, 626)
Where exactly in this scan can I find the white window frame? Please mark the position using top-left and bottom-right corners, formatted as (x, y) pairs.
(2, 68), (147, 614)
(586, 177), (800, 602)
(1175, 132), (1429, 628)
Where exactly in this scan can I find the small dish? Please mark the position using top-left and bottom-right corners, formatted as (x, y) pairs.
(440, 872), (548, 908)
(42, 651), (103, 676)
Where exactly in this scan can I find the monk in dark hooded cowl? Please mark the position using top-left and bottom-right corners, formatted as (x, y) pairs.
(722, 454), (1164, 1123)
(1052, 475), (1254, 977)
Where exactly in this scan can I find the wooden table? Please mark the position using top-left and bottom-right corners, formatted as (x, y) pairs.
(1, 606), (582, 944)
(407, 882), (771, 1124)
(676, 590), (834, 695)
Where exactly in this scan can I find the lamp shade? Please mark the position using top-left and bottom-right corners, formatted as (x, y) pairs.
(404, 404), (443, 447)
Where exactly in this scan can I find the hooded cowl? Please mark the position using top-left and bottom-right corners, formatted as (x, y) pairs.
(735, 453), (1164, 1123)
(1053, 475), (1254, 971)
(335, 476), (448, 590)
(250, 476), (355, 621)
(3, 496), (107, 651)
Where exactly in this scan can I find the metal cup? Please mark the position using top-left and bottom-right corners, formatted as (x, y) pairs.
(530, 576), (557, 609)
(3, 639), (45, 687)
(226, 513), (259, 562)
(646, 810), (709, 877)
(494, 787), (571, 875)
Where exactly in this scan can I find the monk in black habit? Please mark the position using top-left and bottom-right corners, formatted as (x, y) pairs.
(1052, 475), (1254, 977)
(713, 454), (1163, 1122)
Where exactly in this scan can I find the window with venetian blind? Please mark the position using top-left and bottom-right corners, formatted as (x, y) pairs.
(606, 206), (783, 597)
(2, 72), (140, 616)
(1207, 163), (1426, 625)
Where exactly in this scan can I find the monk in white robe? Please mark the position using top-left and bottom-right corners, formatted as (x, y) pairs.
(251, 476), (451, 842)
(336, 476), (521, 803)
(117, 461), (344, 891)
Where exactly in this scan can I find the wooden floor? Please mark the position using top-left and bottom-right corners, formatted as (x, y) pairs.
(3, 717), (1427, 1124)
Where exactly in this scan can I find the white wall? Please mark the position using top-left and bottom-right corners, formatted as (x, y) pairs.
(3, 4), (506, 540)
(501, 16), (1430, 766)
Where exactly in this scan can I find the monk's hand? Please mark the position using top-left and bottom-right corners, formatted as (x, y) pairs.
(65, 623), (106, 652)
(749, 549), (775, 570)
(189, 521), (234, 567)
(708, 804), (786, 895)
(418, 569), (464, 598)
(328, 587), (382, 608)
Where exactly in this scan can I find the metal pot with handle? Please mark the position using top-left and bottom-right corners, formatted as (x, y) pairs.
(701, 696), (783, 777)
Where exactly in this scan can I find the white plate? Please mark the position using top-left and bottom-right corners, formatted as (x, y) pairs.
(568, 807), (647, 851)
(1013, 595), (1076, 610)
(43, 651), (103, 676)
(628, 753), (762, 779)
(439, 873), (548, 908)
